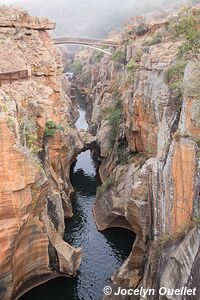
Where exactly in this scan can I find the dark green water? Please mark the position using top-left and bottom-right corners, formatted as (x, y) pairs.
(20, 93), (135, 300)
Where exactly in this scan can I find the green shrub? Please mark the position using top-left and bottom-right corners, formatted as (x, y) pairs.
(112, 50), (126, 64)
(164, 61), (187, 91)
(116, 146), (129, 165)
(192, 214), (200, 225)
(45, 120), (64, 137)
(102, 88), (130, 165)
(164, 61), (186, 107)
(176, 7), (200, 58)
(105, 100), (122, 147)
(147, 34), (162, 46)
(93, 51), (104, 64)
(126, 58), (138, 72)
(67, 61), (83, 76)
(56, 124), (65, 132)
(134, 23), (149, 36)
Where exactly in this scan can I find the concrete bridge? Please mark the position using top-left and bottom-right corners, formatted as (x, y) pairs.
(53, 37), (118, 55)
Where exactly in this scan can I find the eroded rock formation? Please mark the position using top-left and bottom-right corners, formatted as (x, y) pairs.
(74, 6), (200, 299)
(0, 7), (84, 300)
(1, 4), (200, 300)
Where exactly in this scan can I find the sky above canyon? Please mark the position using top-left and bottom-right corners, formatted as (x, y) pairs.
(0, 0), (191, 37)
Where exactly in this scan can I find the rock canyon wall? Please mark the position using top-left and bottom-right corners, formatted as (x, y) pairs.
(74, 6), (200, 299)
(0, 4), (200, 300)
(0, 7), (84, 300)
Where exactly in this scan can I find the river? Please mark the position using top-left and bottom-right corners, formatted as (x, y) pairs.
(20, 91), (135, 300)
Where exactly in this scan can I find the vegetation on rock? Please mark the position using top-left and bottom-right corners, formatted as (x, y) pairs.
(19, 115), (42, 156)
(112, 50), (126, 64)
(115, 145), (129, 165)
(26, 133), (42, 156)
(96, 175), (115, 197)
(192, 214), (200, 225)
(164, 61), (187, 90)
(146, 33), (162, 46)
(164, 60), (187, 105)
(67, 60), (83, 75)
(134, 23), (149, 36)
(104, 96), (123, 147)
(126, 58), (138, 72)
(102, 89), (129, 165)
(176, 7), (200, 58)
(45, 120), (64, 137)
(92, 51), (104, 64)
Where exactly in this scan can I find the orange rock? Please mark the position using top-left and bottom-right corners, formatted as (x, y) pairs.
(185, 96), (200, 138)
(125, 94), (157, 156)
(0, 6), (83, 299)
(172, 140), (196, 233)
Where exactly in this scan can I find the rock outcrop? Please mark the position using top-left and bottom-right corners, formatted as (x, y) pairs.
(1, 4), (200, 300)
(74, 6), (200, 299)
(0, 7), (83, 300)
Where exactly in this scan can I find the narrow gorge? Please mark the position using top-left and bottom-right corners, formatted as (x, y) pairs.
(0, 3), (200, 300)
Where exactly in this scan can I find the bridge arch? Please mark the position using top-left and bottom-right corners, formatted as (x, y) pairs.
(53, 37), (118, 55)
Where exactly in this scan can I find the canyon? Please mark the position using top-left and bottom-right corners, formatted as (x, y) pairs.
(0, 4), (200, 300)
(0, 6), (84, 300)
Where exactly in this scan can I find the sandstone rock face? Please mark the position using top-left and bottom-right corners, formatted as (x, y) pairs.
(0, 6), (55, 30)
(159, 228), (200, 300)
(141, 227), (200, 300)
(77, 11), (200, 298)
(0, 7), (83, 300)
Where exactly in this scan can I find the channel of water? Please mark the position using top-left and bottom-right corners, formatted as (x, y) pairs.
(20, 91), (135, 300)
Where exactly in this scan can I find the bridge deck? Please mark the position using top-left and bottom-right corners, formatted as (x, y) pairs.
(53, 37), (118, 47)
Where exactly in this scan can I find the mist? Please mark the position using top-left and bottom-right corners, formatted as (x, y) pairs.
(0, 0), (190, 37)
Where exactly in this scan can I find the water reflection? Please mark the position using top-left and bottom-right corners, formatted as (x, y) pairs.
(75, 91), (88, 130)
